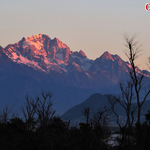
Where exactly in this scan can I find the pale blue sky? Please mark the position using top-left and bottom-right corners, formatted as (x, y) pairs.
(0, 0), (150, 69)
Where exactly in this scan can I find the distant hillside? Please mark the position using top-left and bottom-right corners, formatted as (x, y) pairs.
(61, 93), (150, 125)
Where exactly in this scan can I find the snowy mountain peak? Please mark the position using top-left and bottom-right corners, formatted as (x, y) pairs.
(79, 50), (87, 58)
(100, 51), (114, 61)
(54, 37), (61, 43)
(24, 34), (51, 43)
(3, 34), (92, 73)
(1, 33), (150, 95)
(3, 33), (148, 83)
(27, 33), (43, 40)
(51, 37), (68, 49)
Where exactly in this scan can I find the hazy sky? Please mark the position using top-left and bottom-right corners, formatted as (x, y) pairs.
(0, 0), (149, 70)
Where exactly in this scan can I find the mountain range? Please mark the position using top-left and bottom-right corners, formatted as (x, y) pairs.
(0, 33), (150, 115)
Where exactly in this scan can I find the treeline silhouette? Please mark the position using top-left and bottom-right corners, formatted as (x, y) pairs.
(0, 92), (150, 150)
(0, 92), (109, 150)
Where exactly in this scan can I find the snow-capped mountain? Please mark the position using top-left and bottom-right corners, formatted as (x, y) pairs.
(0, 33), (150, 114)
(89, 51), (130, 81)
(3, 34), (93, 73)
(1, 33), (149, 88)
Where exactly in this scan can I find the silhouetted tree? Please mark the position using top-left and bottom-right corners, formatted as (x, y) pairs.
(80, 106), (110, 150)
(0, 103), (16, 124)
(21, 95), (37, 131)
(34, 92), (56, 127)
(91, 106), (109, 128)
(123, 34), (150, 124)
(108, 85), (136, 149)
(82, 106), (90, 124)
(91, 107), (110, 150)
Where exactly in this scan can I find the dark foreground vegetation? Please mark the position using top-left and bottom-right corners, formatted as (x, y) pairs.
(0, 92), (150, 150)
(0, 92), (110, 150)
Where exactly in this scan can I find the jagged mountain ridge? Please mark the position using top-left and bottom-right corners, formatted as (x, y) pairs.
(1, 33), (148, 89)
(3, 34), (90, 72)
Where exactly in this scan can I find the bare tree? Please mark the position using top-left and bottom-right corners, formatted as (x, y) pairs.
(82, 107), (90, 124)
(119, 81), (137, 129)
(21, 92), (55, 130)
(0, 102), (17, 124)
(108, 82), (137, 148)
(123, 34), (150, 124)
(21, 95), (38, 130)
(34, 92), (56, 127)
(1, 105), (11, 123)
(108, 95), (121, 128)
(91, 106), (109, 128)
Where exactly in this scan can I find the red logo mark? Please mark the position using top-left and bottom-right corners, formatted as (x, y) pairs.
(145, 3), (150, 11)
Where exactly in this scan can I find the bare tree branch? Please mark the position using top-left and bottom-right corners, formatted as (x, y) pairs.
(123, 34), (150, 124)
